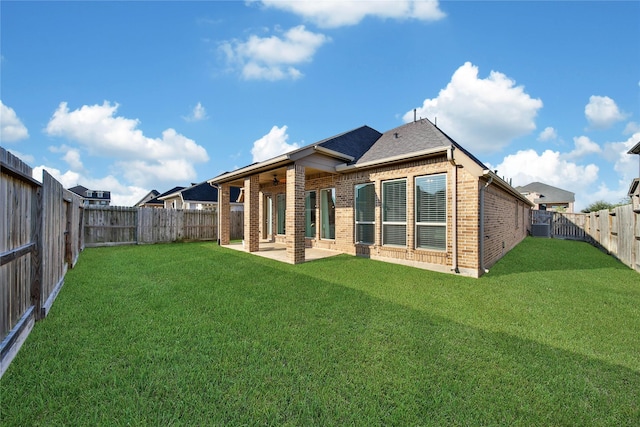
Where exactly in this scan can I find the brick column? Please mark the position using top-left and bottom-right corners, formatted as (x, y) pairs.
(219, 183), (231, 245)
(286, 164), (305, 264)
(244, 175), (260, 252)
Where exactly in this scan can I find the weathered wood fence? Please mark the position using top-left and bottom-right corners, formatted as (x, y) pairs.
(84, 206), (243, 247)
(531, 206), (640, 273)
(1, 148), (84, 377)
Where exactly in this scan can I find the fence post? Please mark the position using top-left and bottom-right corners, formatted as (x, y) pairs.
(31, 185), (43, 320)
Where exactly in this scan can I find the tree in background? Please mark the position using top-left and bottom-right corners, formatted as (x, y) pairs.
(581, 197), (632, 213)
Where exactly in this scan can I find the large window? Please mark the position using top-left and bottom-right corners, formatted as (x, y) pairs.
(320, 188), (335, 240)
(382, 179), (406, 246)
(415, 174), (446, 251)
(305, 191), (316, 238)
(355, 183), (375, 244)
(277, 193), (286, 235)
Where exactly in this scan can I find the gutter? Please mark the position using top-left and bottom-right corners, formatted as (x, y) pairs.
(313, 145), (354, 162)
(336, 146), (449, 172)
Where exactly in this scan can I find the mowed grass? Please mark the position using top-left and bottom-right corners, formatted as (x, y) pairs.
(1, 237), (639, 425)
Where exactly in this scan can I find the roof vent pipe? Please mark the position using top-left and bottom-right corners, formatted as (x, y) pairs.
(414, 109), (417, 122)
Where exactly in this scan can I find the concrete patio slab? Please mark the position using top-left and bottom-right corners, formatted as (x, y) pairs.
(221, 241), (341, 264)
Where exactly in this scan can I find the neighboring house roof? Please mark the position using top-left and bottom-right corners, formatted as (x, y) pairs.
(68, 185), (111, 200)
(134, 190), (159, 207)
(144, 186), (186, 206)
(515, 182), (575, 204)
(159, 182), (242, 204)
(627, 140), (640, 154)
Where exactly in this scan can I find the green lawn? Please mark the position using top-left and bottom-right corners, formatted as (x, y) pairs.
(1, 237), (639, 426)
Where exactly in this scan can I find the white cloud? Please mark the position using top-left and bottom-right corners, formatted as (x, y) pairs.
(45, 101), (209, 188)
(603, 131), (640, 190)
(403, 62), (543, 154)
(251, 125), (299, 162)
(184, 102), (208, 122)
(220, 25), (329, 81)
(258, 0), (446, 28)
(492, 149), (599, 211)
(562, 136), (601, 160)
(50, 144), (84, 171)
(33, 164), (151, 207)
(0, 100), (29, 142)
(537, 126), (557, 142)
(584, 95), (628, 129)
(116, 159), (200, 189)
(623, 121), (640, 135)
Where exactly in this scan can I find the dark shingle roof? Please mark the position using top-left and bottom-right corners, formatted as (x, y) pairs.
(181, 182), (218, 202)
(515, 182), (575, 203)
(316, 125), (382, 161)
(146, 186), (185, 205)
(179, 182), (242, 203)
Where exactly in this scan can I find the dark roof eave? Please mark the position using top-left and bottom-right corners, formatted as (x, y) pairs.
(628, 141), (640, 154)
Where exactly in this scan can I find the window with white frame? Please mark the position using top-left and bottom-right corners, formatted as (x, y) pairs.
(305, 191), (316, 238)
(382, 179), (406, 246)
(355, 183), (375, 244)
(320, 188), (335, 240)
(415, 174), (446, 251)
(277, 193), (286, 234)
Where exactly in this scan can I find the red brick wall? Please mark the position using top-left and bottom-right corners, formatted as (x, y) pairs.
(482, 182), (529, 270)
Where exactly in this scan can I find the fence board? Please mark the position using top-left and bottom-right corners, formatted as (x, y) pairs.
(87, 207), (242, 246)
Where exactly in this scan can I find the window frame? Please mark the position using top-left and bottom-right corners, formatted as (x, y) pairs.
(354, 182), (375, 245)
(382, 178), (407, 247)
(276, 193), (286, 235)
(319, 187), (336, 240)
(414, 173), (447, 251)
(305, 190), (317, 238)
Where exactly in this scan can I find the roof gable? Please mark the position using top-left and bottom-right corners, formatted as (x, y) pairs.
(355, 119), (487, 169)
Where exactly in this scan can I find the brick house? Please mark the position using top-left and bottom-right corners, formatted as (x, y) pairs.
(209, 119), (532, 277)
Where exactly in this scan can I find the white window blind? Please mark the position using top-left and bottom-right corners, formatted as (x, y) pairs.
(382, 179), (406, 246)
(415, 174), (446, 250)
(355, 183), (375, 244)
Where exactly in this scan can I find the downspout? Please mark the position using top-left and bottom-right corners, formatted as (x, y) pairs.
(447, 147), (459, 274)
(479, 176), (494, 274)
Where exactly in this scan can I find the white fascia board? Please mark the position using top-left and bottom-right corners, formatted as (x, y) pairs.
(313, 145), (355, 162)
(208, 154), (291, 184)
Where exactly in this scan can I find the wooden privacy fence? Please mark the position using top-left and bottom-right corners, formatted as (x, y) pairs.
(531, 206), (640, 273)
(84, 207), (243, 247)
(1, 148), (83, 377)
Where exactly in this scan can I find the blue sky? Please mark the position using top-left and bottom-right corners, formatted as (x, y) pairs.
(1, 1), (638, 209)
